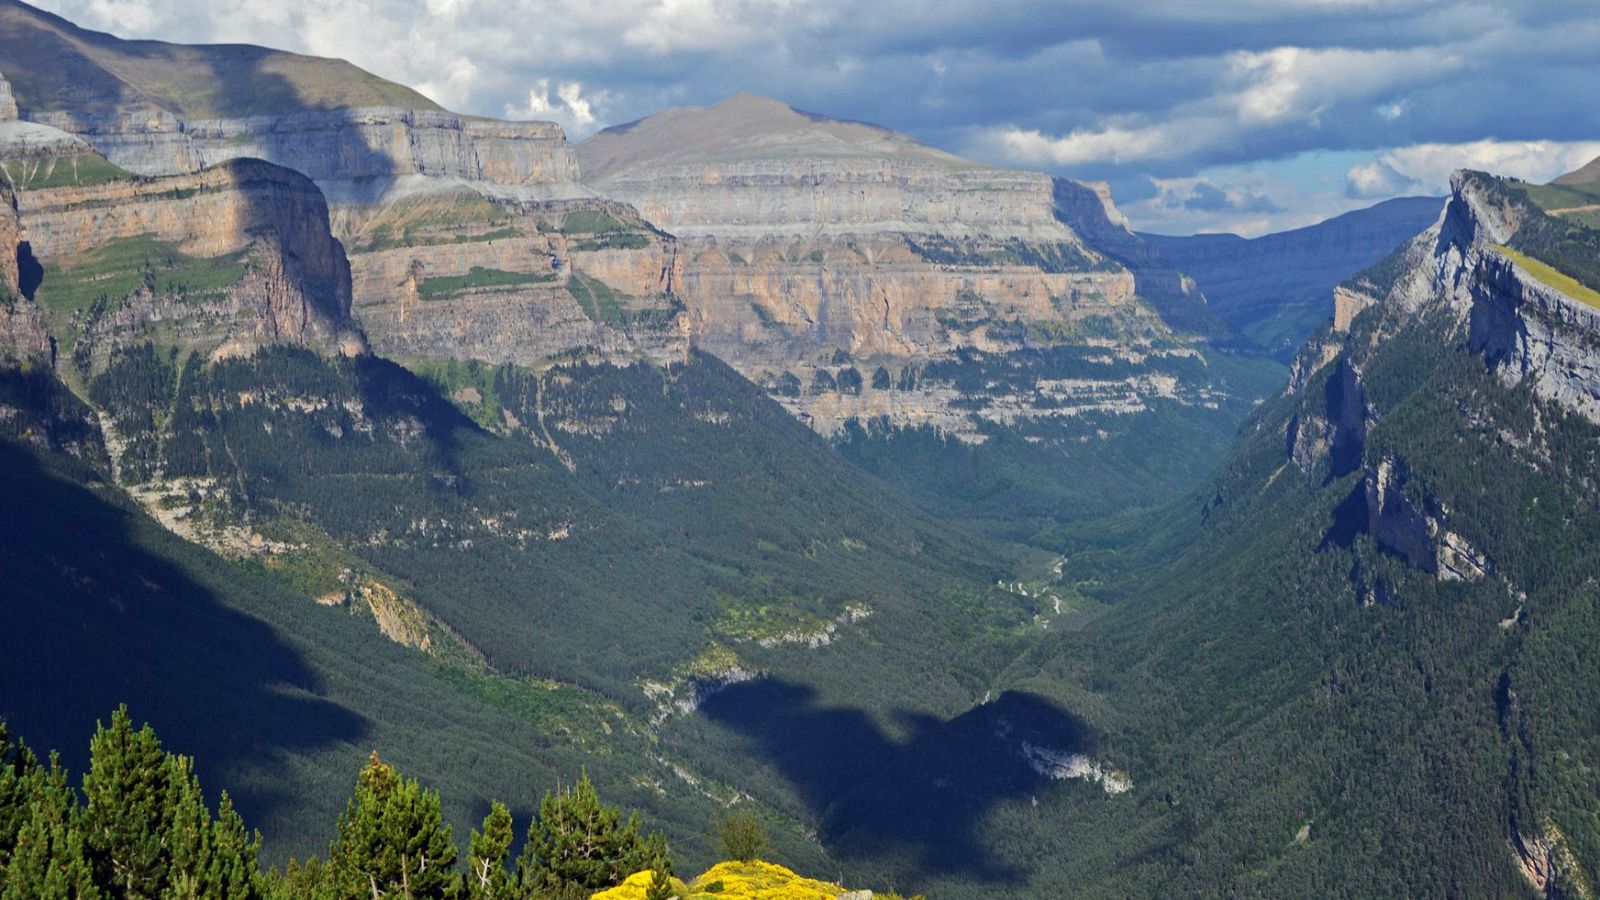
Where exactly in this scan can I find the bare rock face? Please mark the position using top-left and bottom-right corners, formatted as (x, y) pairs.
(582, 94), (1070, 242)
(0, 71), (16, 121)
(10, 153), (367, 368)
(33, 107), (584, 191)
(343, 189), (687, 367)
(1281, 167), (1600, 582)
(0, 182), (50, 364)
(1386, 171), (1600, 424)
(1050, 177), (1224, 338)
(0, 4), (587, 198)
(579, 94), (1193, 434)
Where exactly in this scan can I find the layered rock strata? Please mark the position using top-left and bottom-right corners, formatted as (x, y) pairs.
(343, 189), (688, 367)
(7, 142), (366, 368)
(1285, 170), (1600, 581)
(31, 107), (585, 191)
(0, 181), (49, 362)
(580, 94), (1193, 435)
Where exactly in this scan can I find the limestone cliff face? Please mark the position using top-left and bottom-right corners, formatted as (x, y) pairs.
(343, 190), (687, 367)
(0, 182), (50, 363)
(677, 235), (1136, 365)
(0, 3), (586, 197)
(1282, 170), (1600, 582)
(578, 94), (1191, 434)
(1050, 178), (1223, 338)
(11, 153), (366, 367)
(33, 107), (584, 190)
(582, 94), (1069, 242)
(1384, 171), (1600, 422)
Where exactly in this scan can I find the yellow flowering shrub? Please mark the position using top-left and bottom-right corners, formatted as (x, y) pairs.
(591, 860), (862, 899)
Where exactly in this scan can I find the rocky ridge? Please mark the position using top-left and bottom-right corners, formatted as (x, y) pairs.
(579, 94), (1221, 437)
(0, 0), (571, 195)
(1286, 170), (1600, 587)
(4, 129), (366, 369)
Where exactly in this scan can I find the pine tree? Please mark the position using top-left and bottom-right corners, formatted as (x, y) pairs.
(0, 720), (39, 871)
(465, 801), (514, 900)
(78, 707), (264, 900)
(515, 772), (667, 896)
(712, 809), (768, 863)
(0, 754), (100, 900)
(196, 793), (265, 899)
(327, 751), (457, 899)
(81, 707), (178, 897)
(643, 860), (674, 900)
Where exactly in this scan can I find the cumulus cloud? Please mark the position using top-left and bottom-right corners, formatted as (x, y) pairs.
(1345, 160), (1421, 199)
(1375, 140), (1600, 192)
(27, 0), (1600, 233)
(1153, 177), (1283, 215)
(507, 80), (608, 135)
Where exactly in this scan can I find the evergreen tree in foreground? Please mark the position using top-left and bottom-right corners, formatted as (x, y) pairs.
(0, 707), (264, 899)
(467, 801), (515, 900)
(327, 751), (457, 899)
(2, 714), (681, 899)
(516, 771), (668, 898)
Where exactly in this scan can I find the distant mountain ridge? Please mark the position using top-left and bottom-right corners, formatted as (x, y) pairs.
(1141, 196), (1442, 357)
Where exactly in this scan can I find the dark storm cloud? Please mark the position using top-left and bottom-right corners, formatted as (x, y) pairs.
(30, 0), (1600, 233)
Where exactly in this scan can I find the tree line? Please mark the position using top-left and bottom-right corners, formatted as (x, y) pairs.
(0, 709), (716, 900)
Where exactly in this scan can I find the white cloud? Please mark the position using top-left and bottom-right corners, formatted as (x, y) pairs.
(998, 123), (1185, 166)
(81, 0), (158, 32)
(23, 0), (1600, 235)
(1228, 46), (1458, 125)
(1345, 160), (1420, 198)
(621, 0), (764, 54)
(507, 80), (607, 136)
(1375, 140), (1600, 193)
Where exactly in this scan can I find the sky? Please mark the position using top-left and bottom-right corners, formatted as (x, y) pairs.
(33, 0), (1600, 236)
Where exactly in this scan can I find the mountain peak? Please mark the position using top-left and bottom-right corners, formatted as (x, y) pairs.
(578, 92), (983, 181)
(1553, 154), (1600, 188)
(0, 0), (440, 118)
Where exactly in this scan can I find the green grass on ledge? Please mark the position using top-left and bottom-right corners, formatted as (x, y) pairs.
(1491, 243), (1600, 310)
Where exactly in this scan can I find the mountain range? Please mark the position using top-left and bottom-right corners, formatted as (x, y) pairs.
(5, 0), (1600, 896)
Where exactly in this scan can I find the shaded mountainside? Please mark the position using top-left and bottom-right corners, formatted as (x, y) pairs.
(0, 331), (1100, 884)
(915, 165), (1600, 897)
(0, 0), (436, 117)
(1141, 196), (1442, 358)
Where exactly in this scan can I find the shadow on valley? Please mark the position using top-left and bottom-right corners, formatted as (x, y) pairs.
(0, 437), (366, 832)
(700, 680), (1099, 884)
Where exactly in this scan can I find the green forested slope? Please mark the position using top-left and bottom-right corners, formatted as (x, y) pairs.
(3, 342), (1067, 886)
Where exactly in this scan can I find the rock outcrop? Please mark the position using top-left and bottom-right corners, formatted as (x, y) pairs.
(1389, 171), (1600, 423)
(579, 94), (1204, 436)
(0, 181), (49, 363)
(345, 190), (687, 367)
(0, 2), (588, 198)
(1285, 169), (1600, 582)
(1050, 177), (1224, 338)
(0, 70), (16, 120)
(32, 107), (585, 192)
(7, 143), (366, 368)
(582, 94), (1069, 242)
